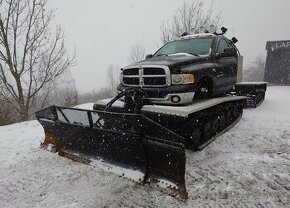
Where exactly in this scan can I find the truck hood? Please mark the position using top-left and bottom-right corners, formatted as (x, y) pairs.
(125, 54), (210, 69)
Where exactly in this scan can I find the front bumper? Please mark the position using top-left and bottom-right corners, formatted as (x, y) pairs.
(118, 84), (197, 105)
(145, 92), (195, 105)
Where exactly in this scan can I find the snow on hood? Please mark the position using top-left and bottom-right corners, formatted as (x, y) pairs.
(125, 54), (207, 69)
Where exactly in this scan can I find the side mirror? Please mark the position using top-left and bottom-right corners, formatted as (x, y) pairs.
(145, 54), (153, 59)
(224, 47), (237, 56)
(217, 47), (237, 58)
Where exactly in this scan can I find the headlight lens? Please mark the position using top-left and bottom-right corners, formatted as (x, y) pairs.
(171, 74), (195, 85)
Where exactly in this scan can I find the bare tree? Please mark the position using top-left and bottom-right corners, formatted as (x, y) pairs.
(128, 43), (146, 63)
(36, 79), (56, 109)
(32, 70), (79, 109)
(243, 56), (266, 82)
(161, 1), (222, 44)
(0, 0), (75, 121)
(77, 65), (120, 105)
(58, 71), (78, 107)
(79, 88), (115, 104)
(0, 97), (19, 125)
(106, 64), (120, 96)
(0, 89), (19, 125)
(0, 78), (18, 125)
(62, 83), (78, 107)
(38, 71), (77, 105)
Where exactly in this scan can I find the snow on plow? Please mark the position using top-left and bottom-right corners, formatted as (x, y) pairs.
(36, 106), (188, 200)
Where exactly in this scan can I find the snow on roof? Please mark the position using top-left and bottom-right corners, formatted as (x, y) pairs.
(175, 33), (216, 41)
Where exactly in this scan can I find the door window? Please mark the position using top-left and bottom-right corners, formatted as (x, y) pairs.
(217, 39), (229, 54)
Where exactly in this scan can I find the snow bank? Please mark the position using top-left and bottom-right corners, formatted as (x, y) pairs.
(0, 86), (289, 207)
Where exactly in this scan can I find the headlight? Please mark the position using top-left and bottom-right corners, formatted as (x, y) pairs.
(171, 74), (195, 85)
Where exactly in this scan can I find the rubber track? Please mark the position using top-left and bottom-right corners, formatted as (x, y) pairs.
(197, 112), (243, 150)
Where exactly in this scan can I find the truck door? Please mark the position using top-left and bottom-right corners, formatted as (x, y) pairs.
(214, 38), (238, 92)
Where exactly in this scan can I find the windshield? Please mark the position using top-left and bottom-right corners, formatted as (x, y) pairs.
(154, 38), (213, 57)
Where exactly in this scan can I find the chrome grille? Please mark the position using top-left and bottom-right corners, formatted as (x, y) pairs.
(122, 66), (170, 87)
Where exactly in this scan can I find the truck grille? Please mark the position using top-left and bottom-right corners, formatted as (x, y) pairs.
(122, 66), (169, 87)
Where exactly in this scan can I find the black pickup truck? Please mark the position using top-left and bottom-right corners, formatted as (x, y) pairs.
(118, 33), (239, 105)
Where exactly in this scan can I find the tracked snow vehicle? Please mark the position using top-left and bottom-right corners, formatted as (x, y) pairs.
(36, 28), (267, 200)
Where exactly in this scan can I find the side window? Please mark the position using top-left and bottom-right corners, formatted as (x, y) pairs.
(217, 39), (229, 54)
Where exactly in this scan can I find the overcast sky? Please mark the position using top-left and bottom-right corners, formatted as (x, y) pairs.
(48, 0), (290, 93)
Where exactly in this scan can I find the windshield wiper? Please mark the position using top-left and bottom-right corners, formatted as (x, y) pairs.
(156, 54), (168, 57)
(188, 53), (200, 57)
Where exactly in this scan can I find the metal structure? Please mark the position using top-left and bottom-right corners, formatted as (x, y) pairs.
(36, 81), (267, 201)
(265, 40), (290, 84)
(35, 29), (268, 201)
(36, 89), (253, 200)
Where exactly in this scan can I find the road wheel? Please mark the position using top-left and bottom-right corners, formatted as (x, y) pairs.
(225, 110), (233, 126)
(190, 128), (201, 150)
(202, 120), (212, 142)
(218, 113), (226, 130)
(211, 117), (219, 136)
(233, 107), (240, 120)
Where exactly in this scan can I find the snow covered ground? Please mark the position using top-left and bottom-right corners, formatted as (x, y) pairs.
(0, 86), (289, 208)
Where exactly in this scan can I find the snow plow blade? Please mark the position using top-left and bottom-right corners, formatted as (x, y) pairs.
(36, 106), (188, 200)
